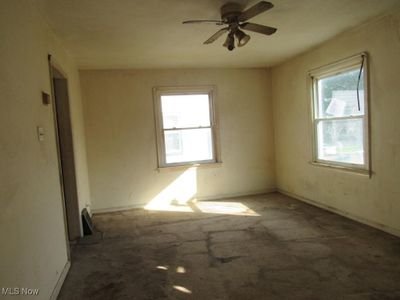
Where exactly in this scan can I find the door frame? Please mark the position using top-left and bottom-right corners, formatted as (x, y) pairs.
(48, 54), (81, 257)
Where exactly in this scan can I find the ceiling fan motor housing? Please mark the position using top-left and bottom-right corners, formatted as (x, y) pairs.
(220, 2), (242, 23)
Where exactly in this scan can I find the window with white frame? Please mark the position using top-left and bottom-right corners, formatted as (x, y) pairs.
(310, 53), (369, 171)
(153, 87), (218, 167)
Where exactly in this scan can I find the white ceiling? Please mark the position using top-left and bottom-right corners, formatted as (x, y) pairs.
(34, 0), (398, 69)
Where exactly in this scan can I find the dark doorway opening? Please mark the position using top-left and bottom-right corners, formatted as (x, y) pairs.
(51, 64), (81, 242)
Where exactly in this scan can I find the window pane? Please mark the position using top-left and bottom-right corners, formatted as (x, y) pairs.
(317, 118), (364, 165)
(317, 68), (364, 118)
(161, 94), (211, 129)
(165, 131), (183, 155)
(165, 128), (213, 164)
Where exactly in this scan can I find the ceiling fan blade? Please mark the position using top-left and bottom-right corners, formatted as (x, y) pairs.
(240, 22), (277, 35)
(238, 1), (273, 22)
(183, 20), (224, 25)
(203, 27), (229, 44)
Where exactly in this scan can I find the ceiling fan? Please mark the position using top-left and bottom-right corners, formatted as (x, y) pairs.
(182, 1), (277, 51)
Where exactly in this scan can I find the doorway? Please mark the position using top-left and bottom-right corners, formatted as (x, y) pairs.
(50, 63), (81, 242)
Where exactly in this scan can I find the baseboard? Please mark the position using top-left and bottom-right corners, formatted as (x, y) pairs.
(278, 189), (400, 238)
(196, 188), (277, 201)
(92, 188), (277, 214)
(92, 203), (144, 214)
(50, 260), (70, 300)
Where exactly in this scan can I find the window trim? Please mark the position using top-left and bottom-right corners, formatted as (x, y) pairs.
(153, 86), (220, 168)
(308, 53), (371, 174)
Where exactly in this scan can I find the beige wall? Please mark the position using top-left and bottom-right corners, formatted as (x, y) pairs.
(272, 8), (400, 235)
(0, 1), (91, 299)
(80, 69), (275, 211)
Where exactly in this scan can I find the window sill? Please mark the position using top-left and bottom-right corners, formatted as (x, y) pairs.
(156, 162), (222, 173)
(309, 161), (371, 177)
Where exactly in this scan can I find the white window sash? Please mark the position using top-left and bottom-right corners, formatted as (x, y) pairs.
(163, 126), (212, 131)
(314, 115), (364, 122)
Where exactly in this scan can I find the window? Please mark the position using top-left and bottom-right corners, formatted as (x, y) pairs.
(309, 53), (369, 172)
(153, 86), (218, 167)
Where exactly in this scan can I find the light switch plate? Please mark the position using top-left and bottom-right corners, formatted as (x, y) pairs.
(37, 126), (45, 141)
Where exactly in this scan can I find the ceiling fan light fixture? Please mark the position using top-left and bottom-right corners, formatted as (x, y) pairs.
(235, 29), (251, 47)
(223, 33), (235, 51)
